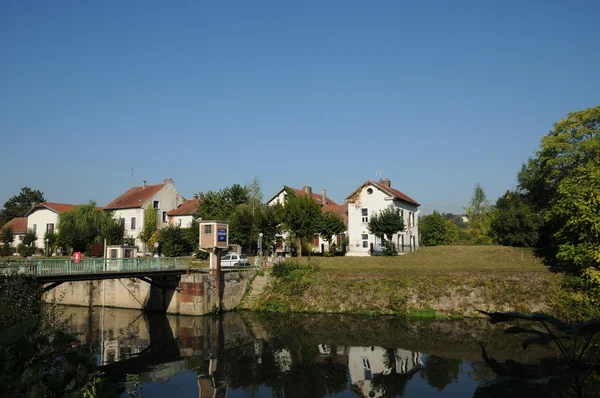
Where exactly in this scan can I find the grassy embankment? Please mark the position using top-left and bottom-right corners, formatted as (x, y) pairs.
(252, 246), (564, 317)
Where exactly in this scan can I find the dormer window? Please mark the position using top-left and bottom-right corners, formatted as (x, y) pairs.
(367, 188), (373, 195)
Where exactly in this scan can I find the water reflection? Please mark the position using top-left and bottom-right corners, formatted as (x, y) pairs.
(63, 308), (554, 397)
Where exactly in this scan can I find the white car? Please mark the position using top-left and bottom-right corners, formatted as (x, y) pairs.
(220, 254), (250, 268)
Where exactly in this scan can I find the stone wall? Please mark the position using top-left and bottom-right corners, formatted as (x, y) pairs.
(44, 271), (254, 315)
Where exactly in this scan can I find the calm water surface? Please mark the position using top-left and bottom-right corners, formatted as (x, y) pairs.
(64, 307), (556, 397)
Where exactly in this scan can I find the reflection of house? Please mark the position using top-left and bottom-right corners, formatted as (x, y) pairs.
(348, 346), (423, 398)
(167, 194), (200, 227)
(346, 179), (420, 256)
(274, 348), (293, 372)
(0, 217), (27, 249)
(316, 344), (349, 366)
(104, 179), (183, 251)
(26, 202), (77, 249)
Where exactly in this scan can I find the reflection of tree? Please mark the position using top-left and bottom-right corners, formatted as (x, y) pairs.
(469, 361), (496, 383)
(371, 348), (422, 397)
(420, 355), (461, 391)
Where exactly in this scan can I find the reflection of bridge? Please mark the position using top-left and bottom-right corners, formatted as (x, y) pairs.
(0, 258), (191, 291)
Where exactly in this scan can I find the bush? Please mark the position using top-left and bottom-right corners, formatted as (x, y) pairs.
(272, 260), (319, 296)
(18, 244), (35, 258)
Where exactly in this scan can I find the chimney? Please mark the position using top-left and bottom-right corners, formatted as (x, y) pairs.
(303, 185), (312, 195)
(322, 189), (327, 205)
(142, 180), (147, 189)
(193, 193), (199, 200)
(380, 178), (391, 188)
(164, 178), (174, 185)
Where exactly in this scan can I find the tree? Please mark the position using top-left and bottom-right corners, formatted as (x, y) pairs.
(371, 348), (422, 397)
(420, 355), (461, 391)
(518, 105), (600, 269)
(18, 228), (37, 257)
(158, 226), (190, 257)
(445, 219), (459, 244)
(44, 230), (57, 255)
(196, 184), (250, 222)
(318, 211), (345, 254)
(246, 176), (263, 213)
(490, 191), (541, 247)
(255, 203), (283, 257)
(0, 225), (14, 257)
(282, 194), (322, 257)
(420, 211), (448, 246)
(466, 183), (492, 244)
(0, 187), (45, 226)
(138, 206), (158, 249)
(229, 204), (256, 248)
(57, 202), (123, 253)
(368, 205), (405, 255)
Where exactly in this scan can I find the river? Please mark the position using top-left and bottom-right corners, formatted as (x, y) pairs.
(64, 306), (559, 397)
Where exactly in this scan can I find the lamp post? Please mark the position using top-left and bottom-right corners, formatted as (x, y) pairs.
(45, 238), (49, 258)
(258, 233), (263, 266)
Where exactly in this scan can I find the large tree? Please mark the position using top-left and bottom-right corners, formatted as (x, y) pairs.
(518, 105), (600, 269)
(466, 183), (492, 244)
(0, 225), (14, 257)
(57, 202), (123, 253)
(0, 187), (45, 225)
(196, 184), (250, 221)
(490, 191), (541, 248)
(318, 210), (346, 253)
(420, 211), (450, 246)
(282, 193), (322, 257)
(368, 205), (405, 255)
(229, 203), (256, 248)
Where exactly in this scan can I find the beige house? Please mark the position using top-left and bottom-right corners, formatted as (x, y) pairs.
(26, 202), (77, 249)
(1, 217), (28, 249)
(104, 178), (183, 252)
(167, 194), (200, 227)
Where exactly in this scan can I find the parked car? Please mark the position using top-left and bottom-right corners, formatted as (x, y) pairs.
(220, 253), (250, 267)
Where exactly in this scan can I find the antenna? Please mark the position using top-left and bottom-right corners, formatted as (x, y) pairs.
(131, 166), (134, 177)
(376, 170), (382, 177)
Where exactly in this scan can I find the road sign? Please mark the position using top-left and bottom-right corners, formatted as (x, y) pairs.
(154, 242), (159, 248)
(217, 228), (227, 242)
(73, 252), (82, 264)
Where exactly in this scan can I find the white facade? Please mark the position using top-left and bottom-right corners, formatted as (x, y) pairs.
(26, 209), (60, 249)
(348, 346), (423, 398)
(107, 184), (183, 251)
(169, 214), (194, 228)
(347, 182), (419, 256)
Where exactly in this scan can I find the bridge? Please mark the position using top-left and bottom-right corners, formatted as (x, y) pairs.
(0, 257), (192, 291)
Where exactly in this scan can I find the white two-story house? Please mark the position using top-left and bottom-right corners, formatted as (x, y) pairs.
(167, 194), (200, 227)
(103, 178), (183, 253)
(0, 217), (27, 249)
(346, 178), (420, 256)
(26, 202), (77, 249)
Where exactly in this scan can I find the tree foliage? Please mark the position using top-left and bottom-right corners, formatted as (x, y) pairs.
(18, 229), (37, 257)
(318, 211), (345, 248)
(57, 202), (124, 253)
(0, 187), (45, 226)
(490, 191), (541, 248)
(518, 105), (600, 269)
(466, 183), (492, 244)
(138, 206), (158, 249)
(282, 194), (322, 256)
(420, 211), (455, 246)
(367, 206), (405, 255)
(196, 184), (250, 222)
(158, 226), (193, 257)
(0, 225), (13, 257)
(229, 204), (256, 247)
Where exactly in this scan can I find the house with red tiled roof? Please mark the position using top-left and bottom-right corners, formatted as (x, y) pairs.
(167, 195), (200, 227)
(345, 178), (420, 256)
(104, 178), (183, 252)
(0, 217), (28, 249)
(25, 202), (78, 249)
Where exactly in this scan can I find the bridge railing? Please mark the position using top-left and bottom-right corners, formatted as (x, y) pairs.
(0, 257), (191, 277)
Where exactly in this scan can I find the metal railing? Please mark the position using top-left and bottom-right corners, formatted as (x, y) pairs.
(0, 257), (191, 277)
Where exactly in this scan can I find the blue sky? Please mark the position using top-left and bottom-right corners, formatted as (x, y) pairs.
(1, 0), (598, 214)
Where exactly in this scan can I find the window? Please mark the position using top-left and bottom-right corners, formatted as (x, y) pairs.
(367, 188), (373, 195)
(362, 234), (368, 248)
(110, 249), (117, 259)
(362, 357), (372, 380)
(162, 211), (167, 223)
(409, 212), (415, 227)
(177, 219), (182, 227)
(222, 255), (231, 261)
(124, 249), (132, 258)
(204, 225), (212, 234)
(361, 208), (368, 223)
(46, 223), (54, 233)
(153, 200), (160, 209)
(130, 217), (136, 230)
(32, 224), (37, 234)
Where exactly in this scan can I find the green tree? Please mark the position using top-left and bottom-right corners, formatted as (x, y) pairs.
(246, 176), (263, 213)
(466, 183), (492, 244)
(18, 228), (37, 257)
(196, 184), (250, 221)
(57, 202), (123, 253)
(229, 204), (256, 248)
(138, 206), (158, 249)
(282, 194), (322, 257)
(0, 225), (14, 257)
(318, 210), (345, 254)
(490, 190), (541, 247)
(445, 219), (459, 244)
(0, 187), (45, 226)
(158, 226), (190, 257)
(367, 205), (405, 255)
(255, 203), (283, 256)
(518, 105), (600, 269)
(420, 355), (461, 391)
(420, 211), (449, 246)
(44, 229), (57, 255)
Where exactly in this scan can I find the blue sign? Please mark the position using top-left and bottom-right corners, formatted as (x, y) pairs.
(217, 228), (227, 242)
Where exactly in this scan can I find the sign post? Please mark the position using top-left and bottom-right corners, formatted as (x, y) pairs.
(199, 221), (229, 311)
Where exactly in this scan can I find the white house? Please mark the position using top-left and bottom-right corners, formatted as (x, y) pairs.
(346, 178), (420, 256)
(167, 194), (200, 227)
(348, 346), (423, 398)
(26, 202), (77, 249)
(266, 185), (340, 255)
(0, 217), (27, 249)
(103, 178), (184, 252)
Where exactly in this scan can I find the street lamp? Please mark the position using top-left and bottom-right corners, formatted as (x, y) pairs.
(258, 233), (263, 266)
(45, 238), (49, 258)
